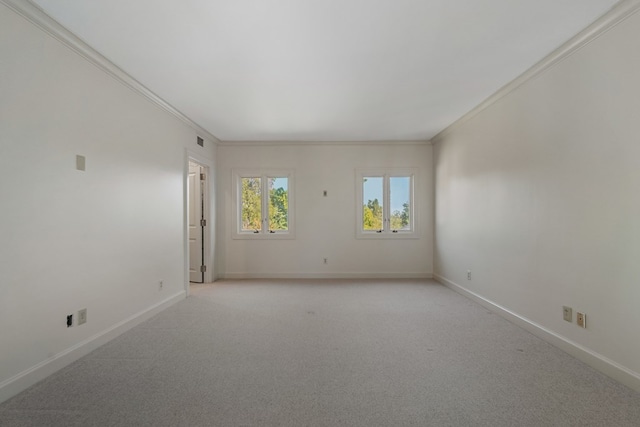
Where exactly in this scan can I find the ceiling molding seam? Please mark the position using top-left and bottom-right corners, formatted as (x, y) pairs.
(431, 0), (640, 144)
(218, 140), (431, 147)
(2, 0), (221, 145)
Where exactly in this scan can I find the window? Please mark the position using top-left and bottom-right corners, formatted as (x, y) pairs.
(233, 170), (294, 239)
(356, 169), (416, 238)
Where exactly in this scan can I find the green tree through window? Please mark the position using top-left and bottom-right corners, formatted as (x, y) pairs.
(363, 198), (383, 230)
(240, 175), (289, 233)
(390, 202), (410, 230)
(241, 177), (261, 231)
(269, 181), (288, 230)
(359, 172), (413, 236)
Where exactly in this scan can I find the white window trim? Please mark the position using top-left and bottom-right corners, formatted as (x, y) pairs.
(356, 168), (418, 239)
(232, 169), (295, 240)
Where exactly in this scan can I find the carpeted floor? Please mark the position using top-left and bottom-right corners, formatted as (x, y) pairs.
(1, 279), (639, 426)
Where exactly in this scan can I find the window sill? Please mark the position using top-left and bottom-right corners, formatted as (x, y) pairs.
(356, 232), (418, 240)
(232, 232), (295, 240)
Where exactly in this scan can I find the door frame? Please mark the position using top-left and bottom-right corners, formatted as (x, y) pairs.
(184, 149), (214, 295)
(188, 160), (205, 283)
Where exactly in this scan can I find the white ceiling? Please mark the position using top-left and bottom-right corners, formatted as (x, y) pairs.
(32, 0), (619, 142)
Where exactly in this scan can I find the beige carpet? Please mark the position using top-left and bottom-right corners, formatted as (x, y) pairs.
(1, 279), (639, 426)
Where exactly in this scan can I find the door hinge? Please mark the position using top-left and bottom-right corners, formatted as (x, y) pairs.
(200, 173), (206, 181)
(200, 265), (207, 273)
(200, 219), (206, 227)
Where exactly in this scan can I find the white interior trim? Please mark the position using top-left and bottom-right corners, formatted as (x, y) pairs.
(1, 0), (221, 145)
(431, 0), (640, 144)
(434, 274), (640, 393)
(355, 168), (419, 239)
(231, 168), (296, 240)
(0, 291), (186, 404)
(218, 140), (431, 147)
(186, 149), (216, 287)
(222, 273), (433, 280)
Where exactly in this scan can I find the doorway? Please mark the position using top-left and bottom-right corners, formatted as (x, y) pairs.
(188, 160), (207, 283)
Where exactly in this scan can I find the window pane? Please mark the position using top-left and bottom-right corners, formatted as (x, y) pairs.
(241, 177), (261, 231)
(268, 177), (288, 231)
(390, 176), (411, 230)
(363, 177), (383, 231)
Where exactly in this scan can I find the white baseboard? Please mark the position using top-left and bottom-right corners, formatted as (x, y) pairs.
(434, 274), (640, 393)
(0, 291), (186, 404)
(221, 272), (433, 280)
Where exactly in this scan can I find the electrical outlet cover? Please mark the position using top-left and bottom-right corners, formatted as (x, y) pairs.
(563, 306), (572, 322)
(577, 312), (586, 328)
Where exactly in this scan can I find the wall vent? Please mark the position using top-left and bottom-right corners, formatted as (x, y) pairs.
(197, 136), (204, 147)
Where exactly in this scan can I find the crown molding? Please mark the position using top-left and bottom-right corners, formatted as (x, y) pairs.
(218, 139), (431, 147)
(431, 0), (640, 144)
(2, 0), (221, 145)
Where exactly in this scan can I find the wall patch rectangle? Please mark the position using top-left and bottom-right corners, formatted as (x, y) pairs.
(76, 155), (86, 171)
(78, 308), (87, 325)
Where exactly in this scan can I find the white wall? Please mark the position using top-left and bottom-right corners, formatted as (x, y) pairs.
(0, 3), (215, 401)
(217, 143), (433, 278)
(433, 8), (640, 389)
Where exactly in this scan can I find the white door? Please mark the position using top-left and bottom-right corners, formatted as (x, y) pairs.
(188, 161), (205, 282)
